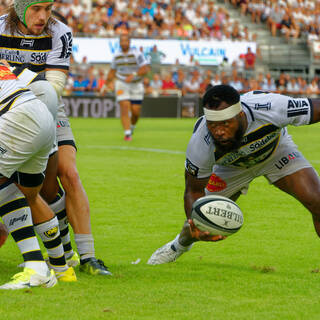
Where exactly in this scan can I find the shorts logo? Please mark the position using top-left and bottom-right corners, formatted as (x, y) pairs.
(9, 214), (28, 226)
(275, 151), (301, 170)
(44, 227), (58, 238)
(0, 146), (7, 155)
(186, 158), (199, 176)
(206, 173), (227, 192)
(57, 120), (70, 128)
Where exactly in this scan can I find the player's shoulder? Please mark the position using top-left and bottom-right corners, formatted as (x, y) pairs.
(191, 116), (213, 145)
(240, 90), (287, 121)
(0, 14), (8, 31)
(50, 18), (73, 37)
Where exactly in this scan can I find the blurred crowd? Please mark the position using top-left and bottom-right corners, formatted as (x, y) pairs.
(1, 0), (320, 98)
(66, 58), (320, 98)
(229, 0), (320, 44)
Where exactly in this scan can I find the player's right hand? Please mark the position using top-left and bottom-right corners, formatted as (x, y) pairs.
(188, 219), (226, 242)
(0, 223), (8, 248)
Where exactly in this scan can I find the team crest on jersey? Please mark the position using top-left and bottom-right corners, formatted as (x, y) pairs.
(20, 39), (34, 47)
(206, 173), (227, 192)
(45, 226), (58, 238)
(186, 158), (199, 176)
(0, 66), (16, 80)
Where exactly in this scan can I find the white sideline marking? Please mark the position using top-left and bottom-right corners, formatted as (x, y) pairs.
(82, 145), (320, 164)
(83, 145), (185, 155)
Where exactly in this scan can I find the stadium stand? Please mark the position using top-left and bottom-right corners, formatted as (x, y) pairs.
(1, 0), (320, 100)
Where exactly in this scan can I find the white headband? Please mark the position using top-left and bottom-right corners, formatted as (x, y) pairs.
(204, 102), (242, 121)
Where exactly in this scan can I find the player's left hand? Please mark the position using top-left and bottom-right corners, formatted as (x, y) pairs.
(0, 223), (8, 248)
(188, 219), (226, 242)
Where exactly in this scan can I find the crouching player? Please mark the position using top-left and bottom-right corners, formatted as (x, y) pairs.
(148, 85), (320, 265)
(0, 61), (75, 289)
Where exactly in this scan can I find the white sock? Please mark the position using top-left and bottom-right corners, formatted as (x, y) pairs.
(25, 262), (49, 277)
(173, 234), (193, 252)
(124, 129), (131, 136)
(74, 234), (95, 261)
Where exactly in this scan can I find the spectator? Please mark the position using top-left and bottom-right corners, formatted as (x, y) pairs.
(244, 47), (256, 70)
(150, 73), (163, 96)
(143, 77), (153, 96)
(307, 78), (320, 98)
(161, 73), (176, 94)
(147, 45), (166, 74)
(175, 69), (186, 90)
(182, 71), (201, 96)
(286, 77), (300, 96)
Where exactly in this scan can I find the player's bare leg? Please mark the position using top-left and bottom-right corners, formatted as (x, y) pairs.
(273, 167), (320, 236)
(130, 103), (142, 134)
(41, 152), (77, 265)
(58, 145), (111, 275)
(119, 100), (132, 140)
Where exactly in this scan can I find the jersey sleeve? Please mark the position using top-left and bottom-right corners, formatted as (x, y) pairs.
(243, 91), (312, 127)
(46, 20), (73, 70)
(185, 117), (215, 179)
(269, 93), (312, 127)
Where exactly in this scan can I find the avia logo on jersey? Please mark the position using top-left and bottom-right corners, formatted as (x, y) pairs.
(206, 173), (227, 192)
(30, 52), (48, 64)
(9, 214), (28, 226)
(275, 151), (301, 170)
(254, 102), (271, 111)
(287, 99), (309, 117)
(20, 39), (34, 47)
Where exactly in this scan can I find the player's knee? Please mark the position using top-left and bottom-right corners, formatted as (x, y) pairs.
(59, 166), (81, 190)
(303, 190), (320, 214)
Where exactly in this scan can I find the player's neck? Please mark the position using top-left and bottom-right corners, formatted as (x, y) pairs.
(17, 21), (31, 35)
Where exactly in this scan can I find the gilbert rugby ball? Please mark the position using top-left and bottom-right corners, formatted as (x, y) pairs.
(191, 195), (243, 236)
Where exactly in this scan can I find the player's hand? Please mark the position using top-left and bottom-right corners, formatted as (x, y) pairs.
(188, 219), (226, 242)
(0, 223), (8, 248)
(125, 74), (135, 83)
(0, 59), (10, 68)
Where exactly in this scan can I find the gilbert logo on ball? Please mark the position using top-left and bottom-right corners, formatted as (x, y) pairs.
(191, 195), (244, 236)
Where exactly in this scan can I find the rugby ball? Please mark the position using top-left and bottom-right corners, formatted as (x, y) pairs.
(191, 195), (243, 236)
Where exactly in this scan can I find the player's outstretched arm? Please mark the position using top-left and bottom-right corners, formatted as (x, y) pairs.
(0, 223), (8, 248)
(310, 98), (320, 124)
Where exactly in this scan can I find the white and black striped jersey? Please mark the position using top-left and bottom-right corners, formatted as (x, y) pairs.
(0, 65), (37, 116)
(0, 15), (72, 73)
(110, 48), (148, 82)
(185, 91), (313, 178)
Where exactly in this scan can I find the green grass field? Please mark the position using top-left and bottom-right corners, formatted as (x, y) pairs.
(1, 118), (320, 320)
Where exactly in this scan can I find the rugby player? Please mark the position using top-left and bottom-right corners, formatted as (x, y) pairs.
(148, 84), (320, 264)
(0, 61), (71, 289)
(106, 34), (149, 141)
(0, 0), (111, 275)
